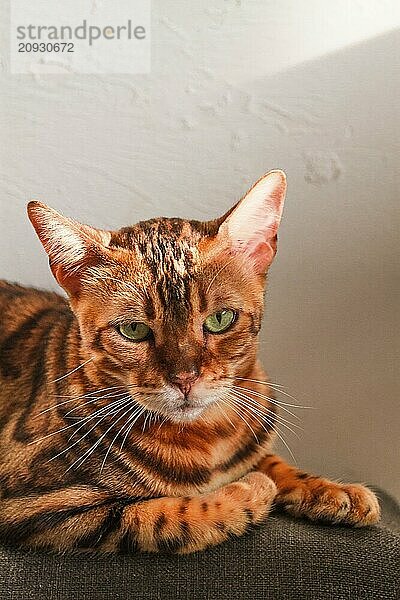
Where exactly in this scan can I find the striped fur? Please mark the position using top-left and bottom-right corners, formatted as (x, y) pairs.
(0, 173), (380, 554)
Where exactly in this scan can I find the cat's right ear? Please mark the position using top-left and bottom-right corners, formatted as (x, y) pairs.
(27, 201), (111, 296)
(213, 170), (287, 275)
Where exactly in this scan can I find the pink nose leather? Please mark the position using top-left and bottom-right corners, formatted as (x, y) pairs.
(170, 370), (199, 395)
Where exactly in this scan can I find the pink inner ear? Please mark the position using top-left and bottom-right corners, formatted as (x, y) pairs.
(50, 264), (81, 297)
(249, 239), (277, 272)
(218, 171), (286, 274)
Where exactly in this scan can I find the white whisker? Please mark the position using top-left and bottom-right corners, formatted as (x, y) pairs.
(229, 389), (302, 438)
(216, 400), (236, 429)
(63, 390), (132, 418)
(231, 377), (312, 409)
(157, 414), (170, 432)
(232, 385), (302, 429)
(231, 385), (303, 420)
(99, 404), (144, 474)
(225, 393), (298, 463)
(224, 394), (272, 439)
(65, 399), (138, 473)
(37, 385), (128, 416)
(46, 398), (133, 465)
(231, 386), (298, 422)
(142, 410), (151, 433)
(219, 394), (259, 442)
(273, 424), (298, 465)
(31, 395), (132, 445)
(120, 407), (147, 451)
(66, 395), (133, 441)
(51, 357), (94, 383)
(264, 383), (312, 408)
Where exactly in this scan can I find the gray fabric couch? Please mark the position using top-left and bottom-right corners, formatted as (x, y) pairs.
(0, 489), (399, 600)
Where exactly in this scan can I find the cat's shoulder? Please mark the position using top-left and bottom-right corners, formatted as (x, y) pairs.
(0, 279), (69, 311)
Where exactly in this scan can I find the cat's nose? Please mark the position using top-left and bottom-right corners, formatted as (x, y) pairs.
(170, 368), (199, 395)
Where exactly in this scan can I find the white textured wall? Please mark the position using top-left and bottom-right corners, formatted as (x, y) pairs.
(0, 1), (399, 499)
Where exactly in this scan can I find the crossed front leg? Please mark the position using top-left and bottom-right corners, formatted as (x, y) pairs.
(257, 454), (380, 526)
(0, 472), (277, 554)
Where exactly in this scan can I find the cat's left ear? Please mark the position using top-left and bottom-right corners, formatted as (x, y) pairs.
(27, 201), (111, 296)
(217, 170), (286, 274)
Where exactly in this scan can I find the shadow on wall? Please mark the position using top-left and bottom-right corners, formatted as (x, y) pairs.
(236, 29), (399, 498)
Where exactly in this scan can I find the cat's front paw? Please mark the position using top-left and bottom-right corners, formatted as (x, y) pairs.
(278, 478), (380, 527)
(224, 471), (278, 526)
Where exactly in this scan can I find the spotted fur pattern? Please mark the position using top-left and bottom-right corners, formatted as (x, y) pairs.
(0, 172), (380, 554)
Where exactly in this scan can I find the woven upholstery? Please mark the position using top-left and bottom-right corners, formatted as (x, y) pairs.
(0, 489), (399, 600)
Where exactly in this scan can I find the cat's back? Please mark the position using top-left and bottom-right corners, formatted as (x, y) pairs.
(0, 279), (71, 349)
(0, 280), (76, 432)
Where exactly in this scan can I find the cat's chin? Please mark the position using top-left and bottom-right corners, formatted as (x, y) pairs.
(164, 405), (206, 424)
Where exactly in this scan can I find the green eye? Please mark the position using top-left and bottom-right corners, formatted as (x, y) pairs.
(204, 309), (236, 334)
(118, 322), (151, 341)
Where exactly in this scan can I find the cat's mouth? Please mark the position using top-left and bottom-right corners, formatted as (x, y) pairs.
(134, 384), (222, 423)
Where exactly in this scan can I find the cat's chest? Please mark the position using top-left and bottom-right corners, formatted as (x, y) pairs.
(114, 426), (272, 498)
(198, 432), (272, 493)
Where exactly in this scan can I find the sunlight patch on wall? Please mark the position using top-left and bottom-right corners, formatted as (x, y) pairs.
(161, 0), (400, 84)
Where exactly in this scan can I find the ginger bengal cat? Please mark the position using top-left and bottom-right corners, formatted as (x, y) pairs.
(0, 170), (379, 553)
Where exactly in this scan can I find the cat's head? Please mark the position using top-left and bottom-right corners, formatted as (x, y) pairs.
(28, 171), (286, 423)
